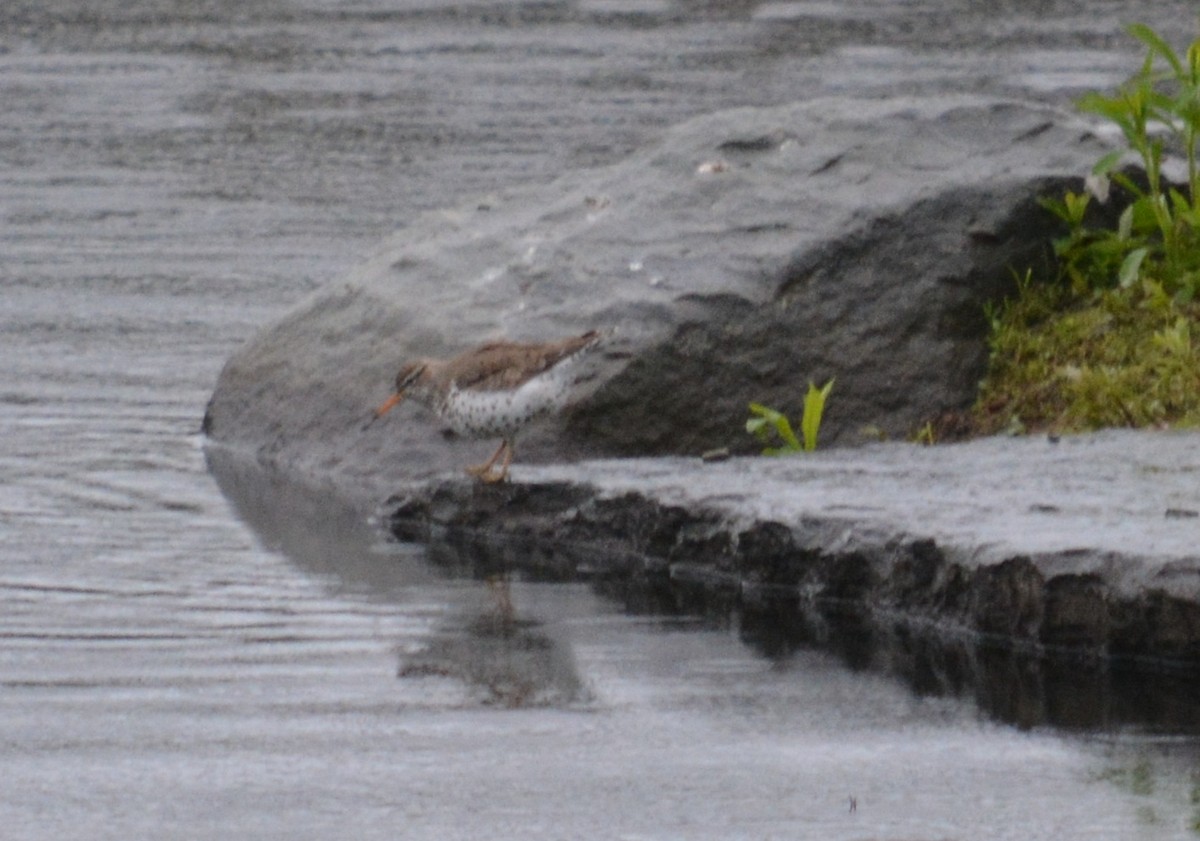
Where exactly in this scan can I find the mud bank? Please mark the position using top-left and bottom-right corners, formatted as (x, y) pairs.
(385, 429), (1200, 670)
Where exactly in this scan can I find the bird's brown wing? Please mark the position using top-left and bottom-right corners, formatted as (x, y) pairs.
(453, 331), (601, 391)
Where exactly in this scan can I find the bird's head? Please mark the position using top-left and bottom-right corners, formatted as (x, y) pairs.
(393, 361), (429, 395)
(362, 361), (429, 431)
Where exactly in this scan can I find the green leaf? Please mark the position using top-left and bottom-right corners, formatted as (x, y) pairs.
(1128, 23), (1185, 78)
(746, 403), (801, 453)
(1145, 139), (1164, 182)
(1069, 191), (1093, 225)
(1169, 188), (1191, 217)
(1118, 204), (1134, 241)
(747, 403), (782, 428)
(1130, 194), (1162, 233)
(1110, 170), (1147, 200)
(775, 417), (801, 451)
(800, 379), (834, 452)
(1038, 195), (1073, 225)
(1118, 247), (1148, 288)
(1092, 149), (1125, 176)
(1078, 91), (1130, 124)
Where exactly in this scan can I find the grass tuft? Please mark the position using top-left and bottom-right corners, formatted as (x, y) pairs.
(973, 23), (1200, 436)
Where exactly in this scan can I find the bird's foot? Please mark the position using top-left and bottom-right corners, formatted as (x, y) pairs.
(470, 465), (510, 484)
(466, 440), (513, 483)
(466, 441), (508, 478)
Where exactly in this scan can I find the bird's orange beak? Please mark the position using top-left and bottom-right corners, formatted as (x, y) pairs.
(373, 392), (405, 418)
(361, 392), (404, 431)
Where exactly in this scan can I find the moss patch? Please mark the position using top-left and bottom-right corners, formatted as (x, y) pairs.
(974, 278), (1200, 435)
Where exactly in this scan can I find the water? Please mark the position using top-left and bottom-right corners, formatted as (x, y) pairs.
(3, 0), (1200, 838)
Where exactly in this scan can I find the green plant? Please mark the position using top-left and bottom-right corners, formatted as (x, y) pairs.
(1042, 24), (1200, 300)
(746, 379), (834, 455)
(976, 273), (1200, 433)
(913, 422), (936, 446)
(975, 24), (1200, 436)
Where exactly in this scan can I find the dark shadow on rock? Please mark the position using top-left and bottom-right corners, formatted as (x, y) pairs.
(623, 568), (1200, 734)
(388, 471), (1200, 734)
(209, 444), (1200, 731)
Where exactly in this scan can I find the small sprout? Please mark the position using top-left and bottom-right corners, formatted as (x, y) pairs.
(800, 378), (834, 451)
(746, 379), (834, 455)
(746, 403), (801, 455)
(914, 422), (936, 446)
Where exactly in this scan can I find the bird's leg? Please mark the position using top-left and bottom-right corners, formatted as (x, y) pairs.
(486, 574), (515, 628)
(466, 440), (507, 478)
(478, 440), (515, 484)
(495, 441), (516, 483)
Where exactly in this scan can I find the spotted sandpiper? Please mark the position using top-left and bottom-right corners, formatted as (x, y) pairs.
(366, 330), (604, 483)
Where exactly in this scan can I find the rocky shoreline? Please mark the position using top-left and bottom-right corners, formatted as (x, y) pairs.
(194, 8), (1200, 675)
(383, 429), (1200, 669)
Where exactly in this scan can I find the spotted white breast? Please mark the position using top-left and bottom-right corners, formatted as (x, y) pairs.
(439, 372), (570, 439)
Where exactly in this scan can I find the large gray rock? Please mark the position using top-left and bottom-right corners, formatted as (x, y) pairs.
(205, 95), (1107, 488)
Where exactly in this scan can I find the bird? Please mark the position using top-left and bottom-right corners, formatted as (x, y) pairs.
(365, 330), (604, 483)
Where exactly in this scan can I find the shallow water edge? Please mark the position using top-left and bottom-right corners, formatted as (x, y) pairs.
(207, 443), (1200, 736)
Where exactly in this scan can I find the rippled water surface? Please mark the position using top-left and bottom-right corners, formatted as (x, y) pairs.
(3, 1), (1199, 838)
